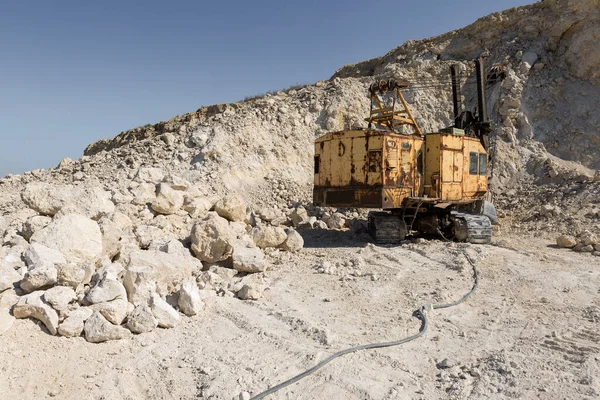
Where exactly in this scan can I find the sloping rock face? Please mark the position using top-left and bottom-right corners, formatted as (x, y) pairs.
(0, 0), (598, 235)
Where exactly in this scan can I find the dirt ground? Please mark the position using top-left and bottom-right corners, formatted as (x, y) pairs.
(1, 230), (599, 400)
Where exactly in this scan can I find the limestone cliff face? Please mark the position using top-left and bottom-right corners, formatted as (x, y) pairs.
(2, 0), (599, 215)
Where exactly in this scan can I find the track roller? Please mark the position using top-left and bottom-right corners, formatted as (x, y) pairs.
(367, 211), (407, 244)
(452, 213), (492, 244)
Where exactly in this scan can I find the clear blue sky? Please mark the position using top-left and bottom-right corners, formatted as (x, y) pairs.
(0, 0), (532, 177)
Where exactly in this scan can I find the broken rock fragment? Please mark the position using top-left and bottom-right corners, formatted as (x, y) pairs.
(280, 229), (304, 252)
(0, 265), (22, 293)
(556, 235), (577, 248)
(98, 217), (123, 259)
(178, 280), (203, 316)
(21, 215), (52, 241)
(13, 291), (59, 335)
(84, 311), (132, 343)
(190, 212), (234, 263)
(237, 284), (262, 301)
(150, 293), (180, 328)
(123, 266), (157, 306)
(183, 196), (213, 219)
(30, 213), (103, 263)
(58, 307), (93, 337)
(579, 231), (599, 246)
(151, 183), (185, 215)
(214, 196), (247, 222)
(21, 182), (114, 219)
(90, 298), (130, 325)
(43, 286), (77, 312)
(289, 206), (309, 227)
(323, 212), (346, 230)
(122, 249), (196, 295)
(574, 243), (594, 252)
(126, 304), (158, 334)
(20, 265), (58, 293)
(250, 226), (287, 248)
(134, 167), (165, 184)
(232, 246), (265, 273)
(23, 242), (67, 268)
(85, 278), (127, 305)
(57, 263), (94, 288)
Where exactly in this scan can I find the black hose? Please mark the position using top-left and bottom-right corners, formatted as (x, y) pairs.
(248, 252), (479, 400)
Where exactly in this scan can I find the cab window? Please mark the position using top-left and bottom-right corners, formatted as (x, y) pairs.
(479, 153), (487, 175)
(469, 152), (487, 176)
(469, 152), (478, 175)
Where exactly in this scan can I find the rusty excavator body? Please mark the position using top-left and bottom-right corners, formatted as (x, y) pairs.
(313, 58), (498, 244)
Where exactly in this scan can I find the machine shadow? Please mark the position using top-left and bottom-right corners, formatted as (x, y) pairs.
(299, 229), (373, 249)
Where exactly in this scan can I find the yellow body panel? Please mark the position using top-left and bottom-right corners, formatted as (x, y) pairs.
(314, 129), (486, 209)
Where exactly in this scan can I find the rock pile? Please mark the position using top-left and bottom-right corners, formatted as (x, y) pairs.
(0, 175), (318, 342)
(556, 231), (600, 256)
(1, 0), (599, 342)
(1, 1), (598, 238)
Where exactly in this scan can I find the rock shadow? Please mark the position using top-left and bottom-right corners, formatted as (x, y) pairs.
(299, 229), (372, 249)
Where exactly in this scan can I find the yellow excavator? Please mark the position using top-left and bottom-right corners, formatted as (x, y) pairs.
(313, 58), (497, 244)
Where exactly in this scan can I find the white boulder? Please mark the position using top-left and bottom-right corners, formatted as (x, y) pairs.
(57, 263), (94, 288)
(289, 206), (309, 227)
(30, 214), (103, 263)
(151, 183), (185, 215)
(98, 218), (122, 259)
(90, 298), (130, 325)
(84, 311), (132, 343)
(13, 291), (60, 335)
(323, 212), (346, 229)
(20, 265), (58, 293)
(280, 229), (304, 252)
(21, 183), (115, 220)
(250, 226), (287, 248)
(237, 284), (262, 301)
(190, 213), (234, 263)
(85, 278), (127, 305)
(134, 225), (177, 250)
(126, 304), (158, 334)
(232, 247), (265, 273)
(579, 231), (599, 246)
(23, 243), (67, 268)
(123, 266), (157, 306)
(214, 196), (247, 222)
(58, 307), (93, 337)
(178, 280), (203, 316)
(183, 196), (213, 219)
(162, 174), (190, 191)
(134, 167), (165, 184)
(0, 265), (22, 293)
(43, 286), (77, 312)
(122, 249), (196, 295)
(150, 293), (180, 328)
(131, 182), (157, 206)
